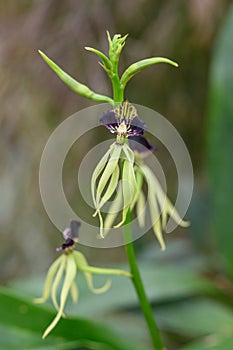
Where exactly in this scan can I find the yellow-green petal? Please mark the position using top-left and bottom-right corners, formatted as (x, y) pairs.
(165, 197), (190, 228)
(91, 147), (113, 207)
(136, 190), (146, 229)
(70, 281), (79, 304)
(95, 164), (119, 212)
(42, 254), (77, 339)
(130, 167), (144, 211)
(34, 255), (64, 304)
(148, 191), (166, 251)
(74, 251), (118, 294)
(95, 144), (122, 206)
(78, 264), (132, 278)
(103, 182), (123, 236)
(51, 256), (66, 313)
(114, 158), (137, 228)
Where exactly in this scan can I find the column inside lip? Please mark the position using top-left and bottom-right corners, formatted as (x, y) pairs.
(100, 102), (147, 136)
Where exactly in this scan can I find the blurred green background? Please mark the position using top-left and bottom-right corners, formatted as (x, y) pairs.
(1, 1), (233, 349)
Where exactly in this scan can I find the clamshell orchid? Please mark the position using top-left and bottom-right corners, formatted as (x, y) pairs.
(34, 221), (131, 338)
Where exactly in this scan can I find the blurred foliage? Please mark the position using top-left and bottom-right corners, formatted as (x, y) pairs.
(1, 0), (233, 349)
(207, 4), (233, 279)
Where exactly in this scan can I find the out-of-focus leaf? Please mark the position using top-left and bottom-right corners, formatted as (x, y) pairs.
(155, 299), (233, 337)
(181, 335), (233, 350)
(207, 4), (233, 278)
(0, 287), (149, 350)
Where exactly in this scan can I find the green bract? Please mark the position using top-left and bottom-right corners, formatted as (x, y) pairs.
(39, 32), (178, 104)
(34, 249), (131, 339)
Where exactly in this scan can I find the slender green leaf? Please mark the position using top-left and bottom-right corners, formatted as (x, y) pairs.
(207, 4), (233, 278)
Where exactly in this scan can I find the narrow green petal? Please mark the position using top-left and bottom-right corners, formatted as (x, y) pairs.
(165, 197), (190, 228)
(78, 264), (132, 278)
(42, 254), (77, 339)
(38, 50), (114, 104)
(96, 209), (104, 238)
(114, 158), (137, 228)
(148, 192), (166, 251)
(162, 210), (167, 231)
(91, 147), (113, 207)
(136, 191), (146, 229)
(95, 144), (122, 206)
(130, 167), (144, 211)
(103, 182), (123, 236)
(70, 281), (79, 304)
(121, 57), (178, 88)
(51, 256), (66, 313)
(122, 143), (135, 163)
(140, 165), (166, 209)
(96, 164), (119, 211)
(141, 164), (189, 230)
(34, 255), (63, 304)
(74, 252), (113, 294)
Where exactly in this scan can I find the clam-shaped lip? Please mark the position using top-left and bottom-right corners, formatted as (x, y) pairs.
(57, 220), (81, 252)
(100, 110), (147, 136)
(128, 135), (156, 155)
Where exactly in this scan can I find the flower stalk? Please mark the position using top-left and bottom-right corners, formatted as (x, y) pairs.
(124, 210), (164, 350)
(38, 32), (182, 349)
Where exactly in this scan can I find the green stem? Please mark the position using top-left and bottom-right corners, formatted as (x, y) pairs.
(110, 56), (124, 103)
(110, 51), (164, 349)
(123, 210), (165, 350)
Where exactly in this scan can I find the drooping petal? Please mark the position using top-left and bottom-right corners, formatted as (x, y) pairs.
(95, 144), (122, 206)
(94, 164), (120, 212)
(79, 264), (132, 278)
(130, 167), (144, 211)
(164, 197), (190, 228)
(51, 256), (66, 313)
(103, 182), (123, 236)
(91, 147), (113, 207)
(34, 255), (64, 304)
(114, 157), (137, 228)
(74, 251), (112, 294)
(70, 281), (79, 304)
(136, 191), (146, 229)
(42, 254), (77, 339)
(140, 164), (166, 214)
(148, 190), (166, 251)
(141, 164), (189, 230)
(122, 142), (135, 163)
